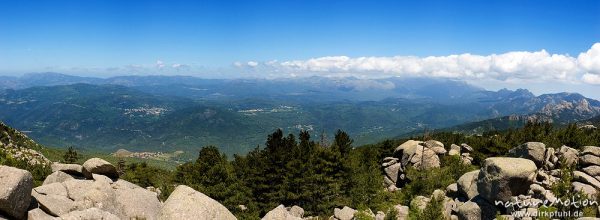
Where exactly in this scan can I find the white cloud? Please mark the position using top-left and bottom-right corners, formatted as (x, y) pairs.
(583, 73), (600, 85)
(247, 61), (258, 67)
(578, 43), (600, 84)
(156, 60), (165, 69)
(236, 43), (600, 85)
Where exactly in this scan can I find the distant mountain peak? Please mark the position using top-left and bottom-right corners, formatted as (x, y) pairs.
(540, 97), (600, 117)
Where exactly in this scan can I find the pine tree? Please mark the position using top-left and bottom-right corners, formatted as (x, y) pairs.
(332, 129), (353, 157)
(63, 146), (79, 163)
(117, 158), (126, 176)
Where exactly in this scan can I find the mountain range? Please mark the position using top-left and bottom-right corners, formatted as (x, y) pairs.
(1, 72), (599, 157)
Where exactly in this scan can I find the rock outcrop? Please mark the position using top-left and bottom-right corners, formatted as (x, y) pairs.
(82, 158), (119, 179)
(457, 170), (480, 200)
(427, 142), (600, 220)
(508, 142), (547, 168)
(333, 206), (356, 220)
(160, 185), (237, 220)
(476, 157), (537, 202)
(0, 158), (238, 220)
(262, 205), (302, 220)
(0, 165), (33, 219)
(51, 162), (91, 179)
(384, 140), (443, 191)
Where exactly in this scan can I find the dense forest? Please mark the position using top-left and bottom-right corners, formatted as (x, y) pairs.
(115, 121), (600, 219)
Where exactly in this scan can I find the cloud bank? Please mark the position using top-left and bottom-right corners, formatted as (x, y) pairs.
(237, 43), (600, 85)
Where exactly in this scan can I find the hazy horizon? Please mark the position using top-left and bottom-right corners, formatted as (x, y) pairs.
(1, 0), (599, 98)
(3, 71), (600, 100)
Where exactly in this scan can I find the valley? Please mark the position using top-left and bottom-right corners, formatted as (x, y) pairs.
(1, 73), (600, 160)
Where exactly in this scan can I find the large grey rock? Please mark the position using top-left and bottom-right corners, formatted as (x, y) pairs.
(457, 170), (480, 200)
(333, 206), (356, 220)
(62, 179), (95, 201)
(0, 165), (33, 219)
(384, 163), (402, 183)
(424, 140), (444, 148)
(33, 193), (75, 216)
(92, 174), (113, 184)
(34, 182), (68, 197)
(580, 154), (600, 166)
(159, 185), (236, 220)
(395, 140), (440, 170)
(51, 163), (91, 178)
(583, 166), (600, 177)
(73, 180), (118, 215)
(477, 157), (537, 202)
(43, 171), (75, 185)
(32, 183), (74, 216)
(508, 142), (546, 168)
(394, 140), (423, 156)
(543, 148), (556, 170)
(449, 144), (461, 156)
(288, 205), (304, 218)
(82, 158), (118, 179)
(409, 146), (440, 170)
(558, 145), (579, 167)
(582, 146), (600, 157)
(425, 140), (447, 155)
(573, 171), (600, 189)
(572, 182), (597, 198)
(262, 205), (301, 220)
(456, 201), (481, 220)
(28, 208), (56, 220)
(114, 182), (162, 220)
(112, 179), (140, 189)
(60, 208), (119, 220)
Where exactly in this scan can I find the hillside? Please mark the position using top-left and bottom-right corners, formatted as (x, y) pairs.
(0, 121), (52, 165)
(416, 94), (600, 136)
(0, 83), (514, 157)
(2, 74), (600, 158)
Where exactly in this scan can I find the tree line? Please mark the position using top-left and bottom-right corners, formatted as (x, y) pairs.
(97, 121), (600, 219)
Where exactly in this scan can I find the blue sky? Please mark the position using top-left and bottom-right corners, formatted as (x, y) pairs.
(1, 0), (600, 96)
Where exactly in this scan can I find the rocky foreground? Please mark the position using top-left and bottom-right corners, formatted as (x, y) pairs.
(383, 140), (600, 220)
(0, 157), (237, 220)
(4, 140), (600, 220)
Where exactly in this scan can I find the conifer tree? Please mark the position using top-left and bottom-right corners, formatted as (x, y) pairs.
(63, 146), (78, 163)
